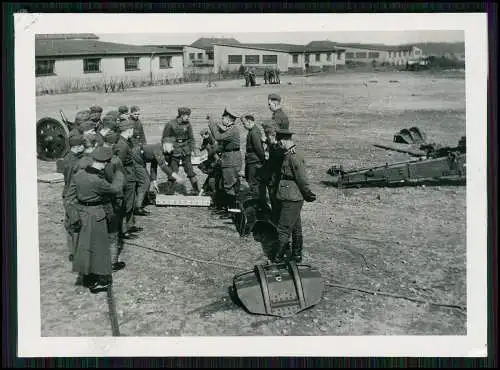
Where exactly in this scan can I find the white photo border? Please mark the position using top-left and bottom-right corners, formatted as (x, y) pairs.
(15, 13), (488, 358)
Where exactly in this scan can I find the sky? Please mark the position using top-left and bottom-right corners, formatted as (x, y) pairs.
(96, 30), (465, 47)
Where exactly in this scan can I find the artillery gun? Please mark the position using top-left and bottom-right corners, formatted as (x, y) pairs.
(36, 110), (75, 161)
(326, 129), (466, 188)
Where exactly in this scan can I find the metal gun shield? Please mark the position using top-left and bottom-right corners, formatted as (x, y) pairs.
(232, 261), (325, 317)
(36, 117), (70, 161)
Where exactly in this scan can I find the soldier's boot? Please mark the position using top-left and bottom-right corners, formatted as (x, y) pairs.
(189, 177), (201, 196)
(111, 240), (126, 272)
(291, 234), (303, 263)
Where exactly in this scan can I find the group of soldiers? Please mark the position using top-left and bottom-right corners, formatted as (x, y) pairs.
(60, 92), (316, 294)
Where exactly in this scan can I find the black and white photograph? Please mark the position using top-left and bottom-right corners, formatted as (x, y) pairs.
(15, 13), (488, 357)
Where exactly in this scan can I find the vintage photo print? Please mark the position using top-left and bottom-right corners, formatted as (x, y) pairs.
(15, 13), (488, 357)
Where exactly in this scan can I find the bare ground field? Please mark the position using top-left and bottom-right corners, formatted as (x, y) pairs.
(36, 71), (467, 337)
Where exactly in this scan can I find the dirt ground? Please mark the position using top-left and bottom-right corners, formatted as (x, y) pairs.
(36, 70), (467, 337)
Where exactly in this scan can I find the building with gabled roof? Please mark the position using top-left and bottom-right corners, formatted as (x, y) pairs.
(35, 36), (184, 94)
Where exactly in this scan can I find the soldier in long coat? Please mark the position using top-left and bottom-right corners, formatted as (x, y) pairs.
(66, 146), (125, 291)
(268, 93), (290, 130)
(272, 127), (317, 264)
(207, 108), (242, 211)
(161, 107), (201, 195)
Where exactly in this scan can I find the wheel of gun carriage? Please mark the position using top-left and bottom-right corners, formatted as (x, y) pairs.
(36, 117), (70, 161)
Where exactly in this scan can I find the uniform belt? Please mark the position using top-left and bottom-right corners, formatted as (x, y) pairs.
(224, 148), (240, 152)
(78, 200), (110, 206)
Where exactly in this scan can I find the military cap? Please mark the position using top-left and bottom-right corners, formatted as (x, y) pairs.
(275, 127), (294, 137)
(130, 105), (140, 113)
(222, 107), (239, 120)
(74, 110), (91, 125)
(268, 93), (282, 102)
(68, 134), (85, 147)
(104, 131), (120, 145)
(118, 119), (135, 132)
(178, 107), (192, 116)
(242, 114), (255, 121)
(92, 146), (113, 162)
(118, 105), (129, 114)
(89, 105), (103, 113)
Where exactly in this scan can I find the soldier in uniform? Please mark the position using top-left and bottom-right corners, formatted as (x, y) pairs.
(268, 93), (290, 130)
(65, 146), (125, 291)
(129, 105), (147, 147)
(68, 110), (91, 137)
(207, 108), (242, 212)
(272, 127), (316, 264)
(161, 107), (201, 196)
(131, 141), (181, 214)
(102, 131), (127, 271)
(95, 111), (120, 147)
(61, 134), (86, 264)
(89, 105), (103, 132)
(241, 114), (267, 207)
(198, 128), (221, 197)
(115, 118), (141, 238)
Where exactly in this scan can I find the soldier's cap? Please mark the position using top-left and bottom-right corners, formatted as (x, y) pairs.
(268, 93), (282, 102)
(118, 105), (129, 114)
(178, 107), (192, 116)
(242, 114), (255, 121)
(92, 146), (113, 163)
(118, 119), (135, 131)
(222, 107), (239, 120)
(68, 134), (85, 147)
(104, 131), (120, 145)
(74, 110), (91, 125)
(200, 128), (209, 136)
(89, 105), (103, 114)
(275, 127), (294, 137)
(130, 105), (140, 113)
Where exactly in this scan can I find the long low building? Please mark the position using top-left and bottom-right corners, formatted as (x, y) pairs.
(213, 42), (346, 73)
(35, 34), (184, 93)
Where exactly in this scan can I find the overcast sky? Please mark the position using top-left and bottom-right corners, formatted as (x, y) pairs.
(96, 30), (464, 46)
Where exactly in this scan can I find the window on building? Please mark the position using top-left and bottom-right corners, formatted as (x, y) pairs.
(228, 55), (243, 64)
(124, 57), (140, 71)
(355, 52), (367, 59)
(35, 59), (55, 76)
(305, 54), (310, 63)
(368, 52), (380, 59)
(189, 53), (195, 60)
(159, 55), (172, 69)
(315, 53), (321, 62)
(292, 54), (299, 64)
(245, 55), (260, 64)
(83, 58), (101, 73)
(345, 52), (354, 59)
(262, 55), (278, 64)
(326, 53), (331, 61)
(197, 53), (203, 59)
